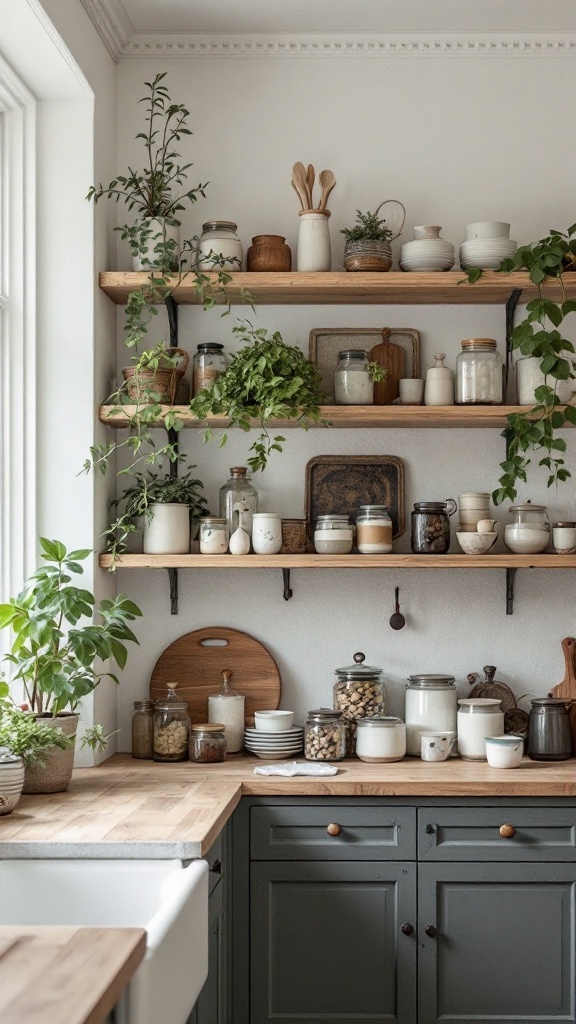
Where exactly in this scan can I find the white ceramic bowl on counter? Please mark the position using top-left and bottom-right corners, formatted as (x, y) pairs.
(485, 734), (524, 769)
(254, 710), (295, 731)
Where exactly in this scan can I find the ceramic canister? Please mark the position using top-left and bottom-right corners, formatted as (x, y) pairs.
(457, 698), (503, 760)
(355, 717), (406, 763)
(252, 513), (282, 554)
(405, 675), (457, 755)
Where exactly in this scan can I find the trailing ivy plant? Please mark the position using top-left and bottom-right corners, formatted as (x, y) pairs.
(465, 225), (576, 504)
(189, 323), (327, 472)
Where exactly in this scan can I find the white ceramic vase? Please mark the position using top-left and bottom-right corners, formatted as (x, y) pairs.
(132, 218), (180, 271)
(297, 212), (331, 271)
(144, 503), (190, 554)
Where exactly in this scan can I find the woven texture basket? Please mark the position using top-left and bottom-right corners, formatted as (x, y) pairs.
(22, 713), (79, 794)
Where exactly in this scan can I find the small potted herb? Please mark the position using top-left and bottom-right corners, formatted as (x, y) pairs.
(341, 201), (405, 272)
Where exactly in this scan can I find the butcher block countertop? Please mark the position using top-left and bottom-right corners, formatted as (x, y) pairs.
(0, 925), (146, 1024)
(2, 754), (576, 859)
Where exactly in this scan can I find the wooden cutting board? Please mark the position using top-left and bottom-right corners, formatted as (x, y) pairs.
(369, 330), (404, 405)
(149, 626), (281, 724)
(549, 636), (576, 752)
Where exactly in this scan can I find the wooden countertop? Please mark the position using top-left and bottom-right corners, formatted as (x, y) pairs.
(0, 926), (146, 1024)
(2, 754), (576, 858)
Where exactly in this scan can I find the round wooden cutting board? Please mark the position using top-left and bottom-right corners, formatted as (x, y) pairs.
(149, 626), (282, 724)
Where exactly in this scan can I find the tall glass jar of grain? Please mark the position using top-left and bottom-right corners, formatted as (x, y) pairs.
(153, 684), (190, 762)
(333, 652), (386, 756)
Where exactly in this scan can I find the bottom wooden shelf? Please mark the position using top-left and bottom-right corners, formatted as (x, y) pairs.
(99, 553), (576, 570)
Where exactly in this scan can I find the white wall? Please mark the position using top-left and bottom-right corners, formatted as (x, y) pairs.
(109, 50), (576, 746)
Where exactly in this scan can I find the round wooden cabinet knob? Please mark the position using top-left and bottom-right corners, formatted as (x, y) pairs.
(326, 822), (342, 836)
(401, 922), (414, 936)
(499, 823), (515, 839)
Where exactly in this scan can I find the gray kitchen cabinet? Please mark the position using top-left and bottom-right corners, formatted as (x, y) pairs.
(188, 828), (228, 1024)
(231, 797), (576, 1024)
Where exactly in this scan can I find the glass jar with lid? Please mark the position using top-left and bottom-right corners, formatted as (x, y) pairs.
(411, 499), (457, 554)
(131, 699), (155, 759)
(153, 683), (191, 762)
(333, 652), (386, 756)
(200, 516), (229, 555)
(208, 669), (245, 753)
(305, 708), (346, 761)
(405, 675), (457, 755)
(455, 338), (503, 405)
(219, 467), (258, 536)
(356, 505), (393, 554)
(314, 514), (354, 555)
(457, 698), (504, 760)
(333, 350), (374, 405)
(356, 716), (406, 763)
(193, 342), (227, 395)
(197, 221), (243, 271)
(527, 698), (572, 761)
(504, 502), (550, 554)
(189, 723), (227, 763)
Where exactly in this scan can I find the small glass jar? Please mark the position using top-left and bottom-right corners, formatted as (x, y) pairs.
(197, 220), (243, 272)
(457, 698), (504, 761)
(356, 717), (406, 763)
(193, 342), (227, 395)
(189, 723), (227, 763)
(200, 516), (229, 554)
(356, 505), (393, 554)
(219, 467), (258, 536)
(405, 675), (458, 755)
(131, 699), (155, 759)
(305, 708), (346, 761)
(314, 514), (353, 555)
(333, 350), (374, 405)
(553, 521), (576, 554)
(252, 513), (282, 554)
(333, 652), (386, 756)
(153, 684), (191, 762)
(455, 338), (503, 405)
(411, 500), (457, 554)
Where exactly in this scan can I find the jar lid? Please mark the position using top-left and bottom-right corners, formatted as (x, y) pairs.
(316, 514), (351, 523)
(335, 651), (383, 680)
(155, 684), (188, 711)
(407, 674), (455, 688)
(202, 221), (237, 231)
(356, 716), (404, 729)
(337, 349), (367, 359)
(307, 707), (343, 720)
(460, 338), (497, 349)
(252, 512), (281, 519)
(509, 503), (546, 513)
(133, 699), (155, 710)
(530, 697), (571, 707)
(458, 698), (502, 713)
(196, 343), (225, 352)
(201, 516), (227, 525)
(413, 502), (449, 511)
(230, 466), (248, 475)
(554, 521), (576, 527)
(459, 492), (490, 499)
(190, 722), (226, 733)
(358, 504), (390, 513)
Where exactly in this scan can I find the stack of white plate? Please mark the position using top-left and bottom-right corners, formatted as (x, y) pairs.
(400, 239), (455, 273)
(244, 726), (304, 760)
(459, 238), (517, 270)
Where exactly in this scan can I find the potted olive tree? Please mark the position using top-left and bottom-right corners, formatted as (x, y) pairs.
(0, 539), (141, 793)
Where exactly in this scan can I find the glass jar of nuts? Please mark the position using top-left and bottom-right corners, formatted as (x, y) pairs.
(305, 708), (346, 761)
(333, 652), (386, 756)
(153, 683), (191, 762)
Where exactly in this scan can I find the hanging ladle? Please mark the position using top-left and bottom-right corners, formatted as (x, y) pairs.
(389, 587), (406, 630)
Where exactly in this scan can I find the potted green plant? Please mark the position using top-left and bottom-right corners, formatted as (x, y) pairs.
(0, 685), (73, 813)
(0, 539), (141, 793)
(188, 322), (327, 472)
(103, 467), (209, 564)
(341, 201), (405, 272)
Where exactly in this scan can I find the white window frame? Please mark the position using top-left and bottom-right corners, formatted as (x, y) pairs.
(0, 56), (36, 603)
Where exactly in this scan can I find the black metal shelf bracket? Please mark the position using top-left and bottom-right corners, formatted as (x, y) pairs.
(165, 294), (178, 348)
(506, 567), (517, 615)
(167, 568), (179, 615)
(282, 569), (293, 601)
(504, 288), (523, 393)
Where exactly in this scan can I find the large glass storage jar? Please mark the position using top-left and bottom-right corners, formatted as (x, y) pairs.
(455, 338), (503, 405)
(356, 717), (406, 763)
(411, 500), (457, 554)
(193, 342), (227, 395)
(333, 350), (374, 405)
(131, 699), (155, 759)
(197, 221), (243, 271)
(305, 708), (346, 761)
(504, 502), (550, 555)
(333, 652), (386, 756)
(208, 669), (245, 753)
(219, 466), (258, 536)
(200, 516), (228, 554)
(153, 684), (191, 762)
(189, 723), (227, 763)
(314, 514), (353, 554)
(356, 505), (393, 554)
(457, 698), (504, 760)
(405, 675), (457, 755)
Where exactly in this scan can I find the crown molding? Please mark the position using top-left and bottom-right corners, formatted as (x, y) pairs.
(78, 0), (132, 61)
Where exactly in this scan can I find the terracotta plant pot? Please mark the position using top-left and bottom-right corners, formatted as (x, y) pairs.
(0, 754), (25, 815)
(22, 713), (79, 795)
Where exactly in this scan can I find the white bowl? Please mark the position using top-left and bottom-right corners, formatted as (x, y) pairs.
(485, 734), (523, 769)
(465, 222), (511, 241)
(254, 710), (295, 731)
(456, 531), (497, 554)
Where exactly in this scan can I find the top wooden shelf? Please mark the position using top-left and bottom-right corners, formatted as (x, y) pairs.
(98, 270), (575, 306)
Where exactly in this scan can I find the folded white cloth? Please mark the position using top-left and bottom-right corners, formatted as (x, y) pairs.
(253, 761), (339, 777)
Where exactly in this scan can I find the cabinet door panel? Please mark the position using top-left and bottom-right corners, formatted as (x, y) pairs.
(419, 862), (576, 1024)
(250, 860), (416, 1024)
(419, 806), (576, 862)
(251, 804), (416, 860)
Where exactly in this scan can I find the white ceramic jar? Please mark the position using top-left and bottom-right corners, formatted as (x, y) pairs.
(252, 513), (282, 554)
(197, 221), (243, 271)
(553, 522), (576, 554)
(485, 734), (523, 769)
(457, 698), (504, 760)
(516, 355), (576, 406)
(143, 503), (190, 554)
(424, 354), (454, 406)
(356, 717), (406, 763)
(132, 218), (180, 271)
(405, 675), (457, 755)
(297, 211), (331, 271)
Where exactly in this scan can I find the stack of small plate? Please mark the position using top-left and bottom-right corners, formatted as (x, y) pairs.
(244, 726), (304, 760)
(400, 239), (455, 273)
(459, 238), (517, 270)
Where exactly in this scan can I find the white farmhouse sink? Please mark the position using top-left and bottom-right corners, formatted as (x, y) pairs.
(0, 858), (208, 1024)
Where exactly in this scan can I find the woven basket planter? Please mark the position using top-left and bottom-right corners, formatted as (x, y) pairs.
(22, 713), (79, 795)
(343, 239), (393, 272)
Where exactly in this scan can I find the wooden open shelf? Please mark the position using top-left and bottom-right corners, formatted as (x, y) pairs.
(99, 553), (576, 570)
(98, 270), (575, 306)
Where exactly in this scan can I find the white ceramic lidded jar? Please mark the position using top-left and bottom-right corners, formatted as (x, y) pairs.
(252, 513), (282, 554)
(208, 669), (245, 754)
(405, 675), (457, 756)
(356, 717), (406, 763)
(457, 698), (504, 761)
(297, 211), (331, 271)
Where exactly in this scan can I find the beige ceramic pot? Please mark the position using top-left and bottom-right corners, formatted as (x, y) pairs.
(0, 752), (25, 814)
(22, 713), (79, 794)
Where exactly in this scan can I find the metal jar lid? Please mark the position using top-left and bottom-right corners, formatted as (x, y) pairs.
(458, 698), (502, 714)
(509, 503), (546, 513)
(356, 716), (404, 729)
(196, 342), (225, 352)
(202, 220), (238, 232)
(190, 723), (226, 733)
(412, 502), (449, 512)
(335, 652), (383, 681)
(530, 698), (571, 710)
(307, 708), (343, 721)
(460, 338), (497, 349)
(407, 674), (455, 689)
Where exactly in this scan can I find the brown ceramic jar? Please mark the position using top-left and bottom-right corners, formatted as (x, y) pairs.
(247, 234), (291, 272)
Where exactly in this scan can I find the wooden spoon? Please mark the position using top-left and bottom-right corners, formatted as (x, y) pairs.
(307, 164), (315, 210)
(318, 169), (336, 211)
(292, 162), (311, 211)
(291, 180), (305, 211)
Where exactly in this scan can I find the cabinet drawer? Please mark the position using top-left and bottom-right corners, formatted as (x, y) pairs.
(251, 803), (416, 860)
(419, 806), (576, 861)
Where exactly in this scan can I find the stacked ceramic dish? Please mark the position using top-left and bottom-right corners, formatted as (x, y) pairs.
(400, 225), (455, 273)
(244, 726), (304, 760)
(460, 221), (517, 270)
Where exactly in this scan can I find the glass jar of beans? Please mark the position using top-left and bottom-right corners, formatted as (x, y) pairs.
(153, 683), (191, 762)
(305, 709), (346, 761)
(333, 652), (386, 756)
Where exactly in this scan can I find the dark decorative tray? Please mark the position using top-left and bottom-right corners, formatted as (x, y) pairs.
(305, 455), (406, 540)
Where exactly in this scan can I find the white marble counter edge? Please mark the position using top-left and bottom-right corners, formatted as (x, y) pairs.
(0, 840), (205, 859)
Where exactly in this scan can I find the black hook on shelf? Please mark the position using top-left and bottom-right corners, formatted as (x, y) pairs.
(282, 569), (293, 601)
(506, 567), (517, 615)
(167, 568), (179, 615)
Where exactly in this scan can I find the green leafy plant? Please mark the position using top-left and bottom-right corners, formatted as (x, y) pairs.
(341, 209), (393, 244)
(465, 226), (576, 503)
(0, 539), (142, 716)
(103, 467), (209, 564)
(0, 684), (74, 765)
(189, 323), (327, 472)
(367, 361), (387, 383)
